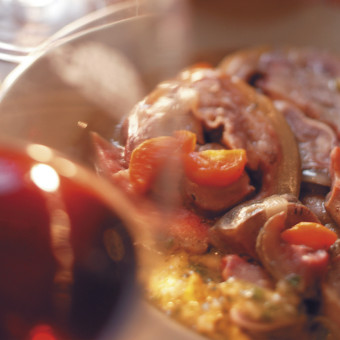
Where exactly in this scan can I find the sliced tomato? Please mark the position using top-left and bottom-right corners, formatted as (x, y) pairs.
(173, 130), (197, 153)
(129, 131), (196, 194)
(183, 149), (247, 186)
(281, 222), (338, 251)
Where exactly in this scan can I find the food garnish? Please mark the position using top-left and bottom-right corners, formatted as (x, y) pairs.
(281, 222), (338, 250)
(183, 149), (247, 187)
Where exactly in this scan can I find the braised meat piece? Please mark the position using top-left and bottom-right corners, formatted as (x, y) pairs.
(220, 46), (340, 135)
(123, 79), (204, 161)
(220, 46), (340, 188)
(274, 100), (337, 186)
(221, 254), (273, 289)
(123, 65), (300, 202)
(325, 146), (340, 228)
(181, 172), (254, 214)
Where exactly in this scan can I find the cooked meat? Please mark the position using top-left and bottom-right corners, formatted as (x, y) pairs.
(123, 80), (204, 161)
(123, 65), (300, 200)
(300, 181), (336, 228)
(221, 254), (273, 289)
(178, 68), (279, 173)
(92, 132), (127, 174)
(220, 46), (340, 137)
(181, 68), (290, 199)
(325, 146), (340, 229)
(182, 172), (254, 214)
(220, 46), (340, 190)
(274, 100), (338, 187)
(91, 46), (340, 340)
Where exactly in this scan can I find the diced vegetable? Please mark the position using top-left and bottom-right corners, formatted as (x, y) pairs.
(183, 149), (247, 186)
(281, 222), (338, 250)
(129, 131), (196, 194)
(173, 130), (197, 153)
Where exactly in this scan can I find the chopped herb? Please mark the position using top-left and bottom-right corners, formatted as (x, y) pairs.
(251, 287), (265, 301)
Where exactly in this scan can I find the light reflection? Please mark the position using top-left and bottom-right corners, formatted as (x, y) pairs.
(53, 157), (77, 178)
(77, 120), (88, 129)
(30, 164), (60, 192)
(0, 159), (21, 194)
(151, 275), (180, 296)
(27, 144), (53, 163)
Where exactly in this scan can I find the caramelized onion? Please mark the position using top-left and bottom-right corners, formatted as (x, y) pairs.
(256, 211), (329, 296)
(210, 194), (318, 258)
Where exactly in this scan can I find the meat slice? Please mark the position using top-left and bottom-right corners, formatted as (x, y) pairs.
(124, 65), (300, 200)
(123, 76), (204, 161)
(301, 190), (336, 228)
(181, 172), (254, 215)
(220, 46), (340, 190)
(221, 254), (273, 289)
(274, 100), (337, 187)
(220, 46), (340, 137)
(325, 146), (340, 228)
(180, 68), (298, 199)
(92, 132), (127, 175)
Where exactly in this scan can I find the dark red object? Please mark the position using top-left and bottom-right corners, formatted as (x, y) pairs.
(0, 146), (136, 340)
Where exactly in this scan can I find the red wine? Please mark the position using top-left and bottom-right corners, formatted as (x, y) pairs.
(0, 145), (136, 340)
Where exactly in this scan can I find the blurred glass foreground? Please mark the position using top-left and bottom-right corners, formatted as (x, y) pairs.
(0, 138), (137, 340)
(0, 0), (125, 62)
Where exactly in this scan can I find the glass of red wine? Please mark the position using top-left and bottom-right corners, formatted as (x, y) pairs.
(0, 0), (121, 63)
(0, 138), (137, 340)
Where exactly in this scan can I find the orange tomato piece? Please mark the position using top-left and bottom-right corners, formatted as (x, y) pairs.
(173, 130), (197, 153)
(129, 131), (197, 194)
(183, 149), (247, 186)
(281, 222), (338, 250)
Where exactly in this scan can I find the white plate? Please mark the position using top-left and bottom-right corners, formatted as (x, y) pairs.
(0, 1), (340, 339)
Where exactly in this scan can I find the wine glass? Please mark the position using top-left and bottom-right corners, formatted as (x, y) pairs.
(0, 0), (119, 63)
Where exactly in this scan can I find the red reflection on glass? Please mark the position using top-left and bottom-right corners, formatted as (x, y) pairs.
(30, 325), (56, 340)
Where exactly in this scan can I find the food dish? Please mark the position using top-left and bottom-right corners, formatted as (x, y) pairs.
(1, 1), (340, 339)
(92, 45), (340, 340)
